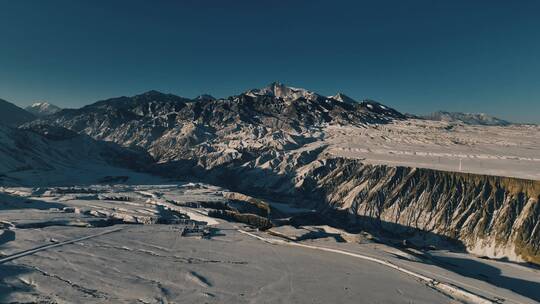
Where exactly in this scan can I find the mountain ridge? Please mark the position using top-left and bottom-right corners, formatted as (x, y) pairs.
(0, 98), (36, 127)
(0, 123), (153, 186)
(423, 111), (512, 126)
(35, 83), (405, 159)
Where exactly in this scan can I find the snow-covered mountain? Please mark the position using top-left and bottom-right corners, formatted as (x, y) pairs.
(328, 93), (405, 118)
(423, 111), (511, 126)
(0, 98), (36, 126)
(35, 83), (404, 159)
(23, 83), (540, 264)
(329, 92), (357, 104)
(358, 99), (405, 118)
(245, 82), (323, 102)
(0, 123), (152, 186)
(25, 101), (62, 117)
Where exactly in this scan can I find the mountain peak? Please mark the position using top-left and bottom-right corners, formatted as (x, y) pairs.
(25, 101), (62, 117)
(195, 94), (216, 101)
(30, 101), (48, 107)
(245, 82), (321, 101)
(330, 93), (357, 104)
(358, 99), (405, 119)
(140, 90), (166, 97)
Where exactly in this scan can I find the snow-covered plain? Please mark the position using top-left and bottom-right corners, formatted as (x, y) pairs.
(1, 183), (540, 304)
(322, 120), (540, 180)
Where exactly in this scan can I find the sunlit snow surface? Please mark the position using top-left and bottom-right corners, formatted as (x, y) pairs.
(322, 119), (540, 180)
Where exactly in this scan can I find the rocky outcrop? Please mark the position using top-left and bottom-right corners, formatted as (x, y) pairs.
(297, 159), (540, 264)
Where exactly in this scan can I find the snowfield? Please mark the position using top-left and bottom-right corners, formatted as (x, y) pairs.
(1, 183), (539, 304)
(322, 120), (540, 180)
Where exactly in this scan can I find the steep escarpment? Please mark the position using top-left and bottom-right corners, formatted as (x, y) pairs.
(169, 150), (540, 264)
(298, 160), (540, 263)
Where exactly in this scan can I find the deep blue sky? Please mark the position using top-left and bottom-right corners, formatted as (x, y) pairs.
(1, 0), (539, 123)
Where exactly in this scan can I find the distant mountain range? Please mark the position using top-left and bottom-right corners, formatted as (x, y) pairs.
(0, 84), (523, 128)
(31, 83), (405, 161)
(422, 111), (512, 126)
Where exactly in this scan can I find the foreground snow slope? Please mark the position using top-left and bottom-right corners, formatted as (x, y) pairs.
(2, 184), (539, 304)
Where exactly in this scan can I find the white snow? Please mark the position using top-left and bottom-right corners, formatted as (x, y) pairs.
(1, 183), (539, 303)
(321, 120), (540, 180)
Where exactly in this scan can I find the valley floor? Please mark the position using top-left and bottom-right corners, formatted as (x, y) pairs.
(1, 184), (539, 304)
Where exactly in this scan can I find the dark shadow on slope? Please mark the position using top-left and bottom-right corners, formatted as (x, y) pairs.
(1, 123), (162, 188)
(0, 230), (15, 246)
(151, 154), (468, 251)
(331, 211), (467, 251)
(0, 192), (66, 211)
(0, 264), (34, 302)
(477, 255), (540, 270)
(296, 229), (347, 243)
(430, 255), (540, 302)
(0, 230), (35, 302)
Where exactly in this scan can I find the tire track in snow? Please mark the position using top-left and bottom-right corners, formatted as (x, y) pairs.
(0, 227), (124, 264)
(238, 229), (498, 304)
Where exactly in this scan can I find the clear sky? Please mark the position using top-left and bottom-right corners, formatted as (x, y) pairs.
(1, 0), (539, 123)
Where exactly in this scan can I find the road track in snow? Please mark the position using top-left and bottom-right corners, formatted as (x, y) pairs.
(0, 227), (124, 264)
(237, 229), (504, 304)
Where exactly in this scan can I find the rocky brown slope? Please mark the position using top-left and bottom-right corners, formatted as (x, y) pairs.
(298, 159), (540, 264)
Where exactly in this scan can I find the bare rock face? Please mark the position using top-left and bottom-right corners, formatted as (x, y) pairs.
(295, 159), (540, 264)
